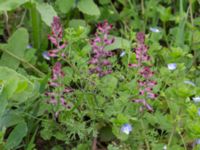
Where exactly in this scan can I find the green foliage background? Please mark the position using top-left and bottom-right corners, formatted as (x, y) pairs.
(0, 0), (200, 150)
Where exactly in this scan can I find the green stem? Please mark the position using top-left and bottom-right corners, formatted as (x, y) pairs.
(141, 0), (145, 15)
(30, 1), (41, 49)
(140, 119), (150, 150)
(179, 131), (187, 150)
(0, 48), (45, 77)
(3, 11), (10, 36)
(167, 123), (176, 147)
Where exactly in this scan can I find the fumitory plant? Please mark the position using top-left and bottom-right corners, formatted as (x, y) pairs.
(1, 0), (200, 149)
(129, 32), (157, 112)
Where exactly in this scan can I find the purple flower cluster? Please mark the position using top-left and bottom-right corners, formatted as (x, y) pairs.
(89, 20), (115, 77)
(45, 62), (73, 109)
(129, 32), (157, 112)
(47, 16), (66, 58)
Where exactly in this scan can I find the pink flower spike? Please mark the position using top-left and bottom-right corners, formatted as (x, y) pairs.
(89, 20), (115, 77)
(128, 64), (138, 68)
(133, 99), (153, 112)
(48, 16), (67, 58)
(130, 32), (157, 112)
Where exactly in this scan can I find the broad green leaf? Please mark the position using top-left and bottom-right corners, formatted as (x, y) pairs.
(5, 121), (28, 150)
(77, 0), (100, 16)
(36, 3), (57, 26)
(0, 0), (28, 12)
(56, 0), (74, 14)
(0, 111), (24, 129)
(0, 94), (7, 118)
(105, 36), (131, 51)
(0, 28), (28, 70)
(0, 67), (31, 83)
(0, 66), (34, 102)
(3, 78), (18, 99)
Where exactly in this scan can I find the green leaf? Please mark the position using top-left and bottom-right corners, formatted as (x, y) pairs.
(56, 0), (74, 14)
(0, 66), (34, 102)
(0, 111), (24, 129)
(36, 3), (57, 26)
(5, 122), (28, 150)
(105, 36), (131, 51)
(0, 28), (28, 70)
(99, 126), (115, 142)
(0, 94), (7, 118)
(0, 0), (28, 12)
(77, 0), (100, 16)
(3, 78), (18, 99)
(69, 19), (87, 29)
(99, 75), (118, 96)
(157, 6), (172, 22)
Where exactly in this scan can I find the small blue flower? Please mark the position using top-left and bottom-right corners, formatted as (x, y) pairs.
(184, 80), (195, 86)
(163, 145), (167, 150)
(197, 108), (200, 116)
(120, 51), (126, 57)
(193, 97), (200, 103)
(149, 27), (160, 33)
(27, 44), (32, 49)
(121, 123), (132, 135)
(196, 139), (200, 144)
(42, 51), (50, 60)
(167, 63), (177, 70)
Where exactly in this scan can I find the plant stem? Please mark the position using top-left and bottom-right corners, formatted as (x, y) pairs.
(29, 1), (41, 50)
(141, 0), (145, 15)
(17, 9), (27, 28)
(3, 11), (10, 36)
(140, 119), (150, 150)
(167, 123), (176, 147)
(92, 137), (97, 150)
(0, 48), (45, 77)
(179, 131), (187, 150)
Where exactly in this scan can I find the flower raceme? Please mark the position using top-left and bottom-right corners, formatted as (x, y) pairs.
(47, 16), (67, 58)
(45, 62), (73, 109)
(129, 32), (157, 112)
(89, 20), (115, 77)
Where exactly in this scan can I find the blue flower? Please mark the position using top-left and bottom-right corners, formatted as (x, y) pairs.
(149, 27), (160, 33)
(167, 63), (177, 70)
(163, 145), (167, 150)
(120, 51), (126, 57)
(27, 44), (32, 49)
(121, 123), (132, 135)
(193, 97), (200, 103)
(42, 51), (50, 60)
(197, 108), (200, 116)
(184, 80), (195, 86)
(196, 139), (200, 144)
